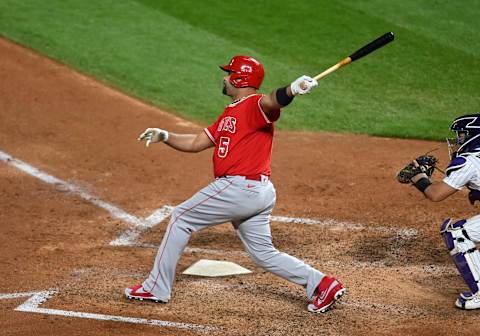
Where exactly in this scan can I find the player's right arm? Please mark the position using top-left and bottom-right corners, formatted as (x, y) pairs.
(138, 128), (213, 153)
(260, 75), (318, 116)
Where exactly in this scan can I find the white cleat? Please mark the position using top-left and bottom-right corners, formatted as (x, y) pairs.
(456, 291), (480, 310)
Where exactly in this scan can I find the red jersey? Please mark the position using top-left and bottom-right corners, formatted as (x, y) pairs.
(204, 94), (280, 178)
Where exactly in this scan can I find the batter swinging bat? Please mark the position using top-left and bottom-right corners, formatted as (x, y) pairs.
(311, 32), (394, 82)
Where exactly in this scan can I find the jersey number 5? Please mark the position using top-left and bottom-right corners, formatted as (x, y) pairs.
(218, 136), (230, 158)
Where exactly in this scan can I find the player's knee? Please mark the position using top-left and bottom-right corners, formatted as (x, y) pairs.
(169, 206), (196, 234)
(440, 218), (480, 293)
(440, 218), (473, 253)
(170, 206), (183, 220)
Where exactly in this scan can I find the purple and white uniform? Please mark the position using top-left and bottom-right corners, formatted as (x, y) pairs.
(441, 155), (480, 303)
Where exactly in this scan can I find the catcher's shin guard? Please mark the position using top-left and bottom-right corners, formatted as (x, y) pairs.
(441, 218), (480, 293)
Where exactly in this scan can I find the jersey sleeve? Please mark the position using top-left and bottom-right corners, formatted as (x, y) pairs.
(204, 114), (224, 145)
(443, 156), (475, 189)
(249, 95), (280, 129)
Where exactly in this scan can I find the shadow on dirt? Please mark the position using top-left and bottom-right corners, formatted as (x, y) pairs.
(349, 234), (450, 266)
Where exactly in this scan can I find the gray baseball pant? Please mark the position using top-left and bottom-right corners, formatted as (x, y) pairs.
(142, 175), (324, 302)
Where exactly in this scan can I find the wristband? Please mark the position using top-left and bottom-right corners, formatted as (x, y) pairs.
(162, 130), (169, 143)
(414, 177), (431, 193)
(275, 86), (294, 106)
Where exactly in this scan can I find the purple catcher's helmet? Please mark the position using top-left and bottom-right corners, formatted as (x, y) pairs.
(448, 114), (480, 159)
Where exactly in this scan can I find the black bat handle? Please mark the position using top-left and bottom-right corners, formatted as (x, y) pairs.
(349, 32), (394, 62)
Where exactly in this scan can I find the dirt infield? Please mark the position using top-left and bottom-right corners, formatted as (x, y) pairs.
(1, 37), (478, 335)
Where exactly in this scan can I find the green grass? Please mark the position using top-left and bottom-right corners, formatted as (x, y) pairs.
(0, 0), (478, 140)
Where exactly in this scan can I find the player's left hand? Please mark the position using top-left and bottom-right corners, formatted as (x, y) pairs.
(397, 154), (438, 184)
(290, 75), (318, 95)
(138, 128), (169, 147)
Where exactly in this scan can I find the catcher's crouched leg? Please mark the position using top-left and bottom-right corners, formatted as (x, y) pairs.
(440, 218), (480, 309)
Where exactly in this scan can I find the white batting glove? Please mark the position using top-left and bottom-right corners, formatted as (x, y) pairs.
(138, 128), (169, 147)
(290, 75), (318, 96)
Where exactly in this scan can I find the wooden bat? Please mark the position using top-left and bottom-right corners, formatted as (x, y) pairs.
(312, 32), (394, 82)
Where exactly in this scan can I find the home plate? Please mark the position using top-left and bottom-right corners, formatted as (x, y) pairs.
(182, 259), (252, 277)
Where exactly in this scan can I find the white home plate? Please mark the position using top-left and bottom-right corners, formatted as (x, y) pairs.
(182, 259), (252, 277)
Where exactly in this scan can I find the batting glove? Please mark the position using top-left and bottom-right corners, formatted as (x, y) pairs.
(138, 128), (169, 147)
(290, 75), (318, 96)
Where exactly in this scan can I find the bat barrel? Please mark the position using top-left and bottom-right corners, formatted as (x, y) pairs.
(349, 32), (394, 62)
(311, 32), (394, 82)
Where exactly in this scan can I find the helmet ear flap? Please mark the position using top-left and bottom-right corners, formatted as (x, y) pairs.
(233, 74), (255, 88)
(230, 74), (243, 85)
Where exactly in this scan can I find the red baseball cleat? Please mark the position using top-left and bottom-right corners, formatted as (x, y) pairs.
(125, 284), (164, 303)
(308, 276), (346, 313)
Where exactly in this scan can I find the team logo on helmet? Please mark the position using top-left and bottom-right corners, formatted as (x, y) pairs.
(240, 65), (252, 73)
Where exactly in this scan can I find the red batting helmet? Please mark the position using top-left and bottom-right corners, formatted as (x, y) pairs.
(220, 55), (265, 89)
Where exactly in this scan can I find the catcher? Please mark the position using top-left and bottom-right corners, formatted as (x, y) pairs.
(397, 113), (480, 310)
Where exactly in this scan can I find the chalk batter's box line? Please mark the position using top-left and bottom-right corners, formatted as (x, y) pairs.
(0, 290), (216, 332)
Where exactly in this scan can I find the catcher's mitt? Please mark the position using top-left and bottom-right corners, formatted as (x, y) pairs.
(397, 155), (438, 184)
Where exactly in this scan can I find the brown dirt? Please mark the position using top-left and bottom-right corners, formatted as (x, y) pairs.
(0, 37), (478, 336)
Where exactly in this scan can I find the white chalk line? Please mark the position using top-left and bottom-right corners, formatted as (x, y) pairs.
(0, 290), (214, 331)
(270, 216), (418, 239)
(109, 206), (174, 246)
(0, 150), (142, 225)
(0, 291), (43, 300)
(0, 150), (176, 247)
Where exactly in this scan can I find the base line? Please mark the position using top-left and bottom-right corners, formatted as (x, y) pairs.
(0, 291), (44, 300)
(8, 291), (215, 332)
(0, 150), (142, 225)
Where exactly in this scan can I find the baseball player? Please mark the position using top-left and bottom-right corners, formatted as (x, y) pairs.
(125, 55), (346, 313)
(405, 114), (480, 309)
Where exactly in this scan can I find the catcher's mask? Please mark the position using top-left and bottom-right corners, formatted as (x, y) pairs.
(220, 55), (265, 89)
(447, 114), (480, 159)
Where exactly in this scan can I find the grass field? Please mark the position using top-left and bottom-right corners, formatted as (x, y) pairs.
(0, 0), (478, 139)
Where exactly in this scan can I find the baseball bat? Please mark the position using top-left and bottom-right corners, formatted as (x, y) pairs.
(312, 32), (394, 81)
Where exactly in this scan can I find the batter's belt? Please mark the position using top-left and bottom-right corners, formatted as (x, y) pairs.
(218, 174), (269, 182)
